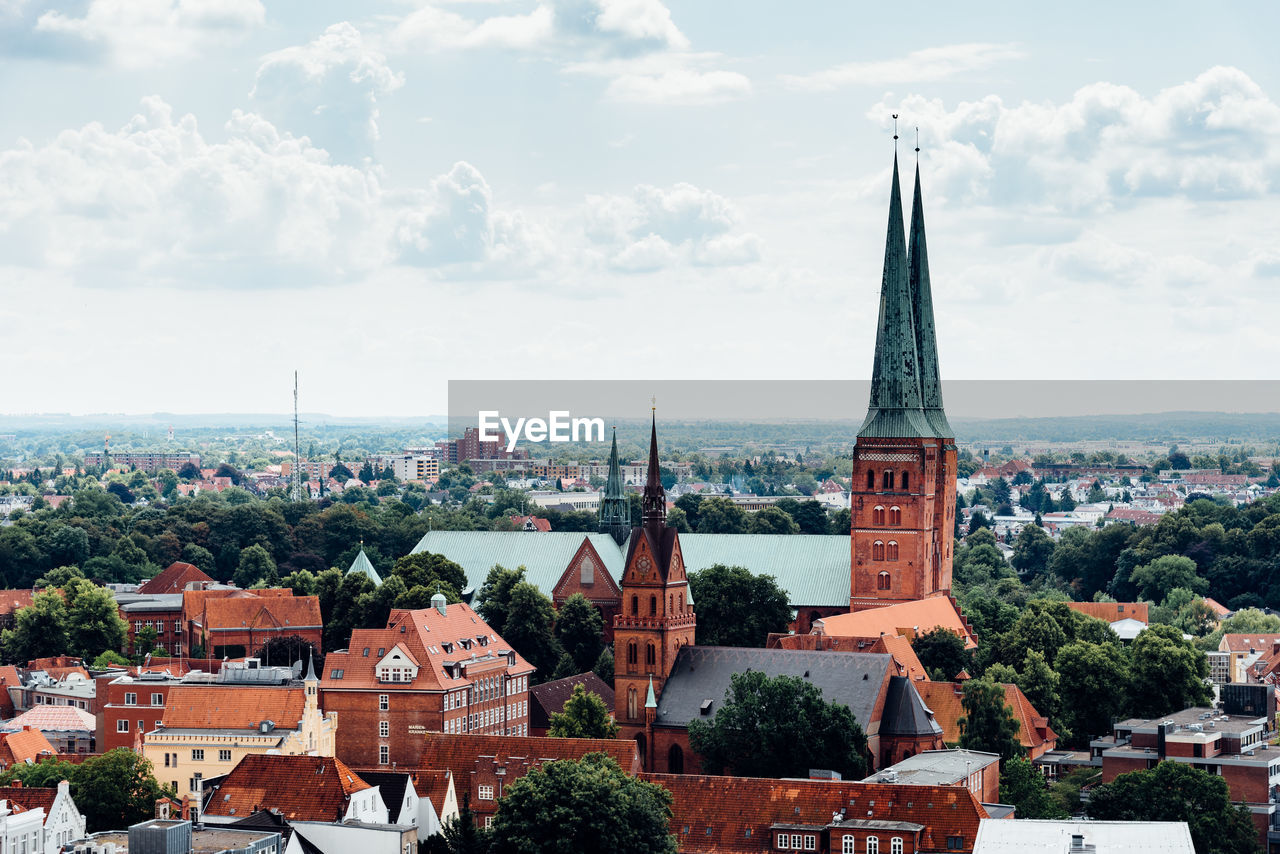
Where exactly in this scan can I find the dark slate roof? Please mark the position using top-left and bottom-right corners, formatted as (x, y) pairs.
(878, 676), (943, 737)
(654, 646), (892, 731)
(529, 672), (616, 731)
(356, 771), (410, 820)
(228, 809), (294, 842)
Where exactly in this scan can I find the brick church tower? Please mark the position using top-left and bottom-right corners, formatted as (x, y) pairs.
(850, 153), (958, 611)
(614, 412), (695, 765)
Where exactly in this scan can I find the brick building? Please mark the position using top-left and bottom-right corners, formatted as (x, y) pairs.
(916, 682), (1058, 761)
(138, 562), (215, 596)
(186, 591), (322, 659)
(412, 733), (640, 829)
(120, 594), (185, 656)
(849, 155), (956, 612)
(320, 595), (534, 769)
(99, 671), (181, 753)
(201, 755), (385, 825)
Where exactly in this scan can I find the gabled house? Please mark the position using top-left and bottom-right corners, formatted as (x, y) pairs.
(0, 780), (85, 854)
(201, 755), (386, 825)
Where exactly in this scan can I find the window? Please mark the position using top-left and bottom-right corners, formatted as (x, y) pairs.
(889, 506), (901, 525)
(646, 643), (656, 669)
(117, 720), (129, 733)
(778, 835), (790, 850)
(219, 750), (232, 762)
(883, 470), (894, 489)
(891, 839), (903, 854)
(484, 816), (493, 829)
(627, 687), (638, 720)
(877, 571), (891, 591)
(379, 694), (389, 711)
(805, 837), (816, 851)
(330, 669), (344, 679)
(866, 469), (875, 490)
(380, 721), (390, 738)
(164, 753), (170, 767)
(151, 693), (164, 706)
(631, 595), (638, 615)
(946, 837), (963, 850)
(873, 505), (885, 525)
(379, 745), (390, 765)
(867, 838), (879, 854)
(627, 641), (638, 670)
(125, 693), (137, 706)
(139, 719), (145, 732)
(872, 541), (885, 561)
(886, 541), (899, 561)
(901, 471), (909, 491)
(791, 834), (802, 849)
(842, 836), (856, 854)
(478, 785), (495, 801)
(650, 595), (657, 615)
(581, 559), (593, 585)
(192, 750), (204, 761)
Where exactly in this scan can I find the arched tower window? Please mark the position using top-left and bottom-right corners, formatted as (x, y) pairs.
(631, 595), (638, 615)
(866, 469), (875, 490)
(877, 571), (891, 591)
(627, 641), (637, 670)
(901, 471), (910, 491)
(649, 595), (657, 616)
(668, 744), (684, 774)
(889, 506), (901, 525)
(646, 642), (656, 670)
(873, 506), (885, 525)
(872, 541), (885, 561)
(887, 541), (899, 561)
(883, 470), (894, 489)
(627, 687), (637, 720)
(669, 594), (673, 613)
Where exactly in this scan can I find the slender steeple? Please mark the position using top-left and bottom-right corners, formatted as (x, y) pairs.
(859, 152), (931, 439)
(598, 428), (630, 545)
(908, 159), (953, 439)
(641, 409), (666, 530)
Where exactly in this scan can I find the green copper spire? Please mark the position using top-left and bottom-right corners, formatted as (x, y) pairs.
(909, 160), (954, 439)
(859, 152), (931, 440)
(645, 675), (658, 708)
(598, 427), (630, 546)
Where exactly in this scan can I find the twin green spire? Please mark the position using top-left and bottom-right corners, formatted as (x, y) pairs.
(598, 427), (630, 545)
(858, 153), (951, 440)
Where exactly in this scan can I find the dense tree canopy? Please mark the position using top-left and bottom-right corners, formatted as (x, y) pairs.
(687, 564), (791, 647)
(0, 749), (173, 832)
(957, 678), (1024, 762)
(548, 684), (619, 739)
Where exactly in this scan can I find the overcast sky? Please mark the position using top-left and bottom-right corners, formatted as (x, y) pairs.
(2, 1), (1278, 417)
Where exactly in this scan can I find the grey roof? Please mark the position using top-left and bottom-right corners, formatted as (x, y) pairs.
(410, 531), (853, 608)
(972, 819), (1195, 853)
(654, 646), (891, 731)
(867, 748), (998, 786)
(411, 531), (627, 597)
(120, 594), (184, 612)
(357, 771), (410, 819)
(878, 676), (943, 737)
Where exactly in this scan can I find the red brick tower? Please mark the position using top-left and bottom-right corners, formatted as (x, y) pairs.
(614, 411), (695, 764)
(850, 153), (956, 611)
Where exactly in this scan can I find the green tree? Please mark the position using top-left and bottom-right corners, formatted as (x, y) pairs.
(233, 544), (278, 588)
(2, 589), (70, 663)
(35, 564), (85, 589)
(748, 506), (798, 535)
(592, 647), (614, 683)
(502, 582), (563, 683)
(688, 671), (868, 780)
(73, 748), (174, 832)
(180, 543), (216, 576)
(489, 753), (675, 854)
(548, 684), (620, 739)
(439, 795), (491, 854)
(694, 497), (749, 534)
(687, 564), (790, 647)
(554, 594), (604, 674)
(1130, 554), (1206, 602)
(475, 565), (527, 633)
(1127, 623), (1212, 719)
(1055, 641), (1128, 747)
(1086, 761), (1259, 854)
(790, 500), (830, 535)
(391, 551), (469, 595)
(92, 650), (130, 669)
(957, 678), (1024, 763)
(1014, 649), (1062, 738)
(134, 625), (158, 657)
(999, 757), (1068, 819)
(1011, 524), (1056, 577)
(911, 628), (972, 681)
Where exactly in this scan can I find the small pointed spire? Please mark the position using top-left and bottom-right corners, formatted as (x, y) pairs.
(599, 427), (629, 545)
(642, 408), (666, 528)
(645, 675), (658, 708)
(909, 158), (953, 439)
(304, 651), (317, 682)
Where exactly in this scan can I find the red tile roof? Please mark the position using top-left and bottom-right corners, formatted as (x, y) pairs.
(0, 591), (34, 617)
(414, 732), (641, 785)
(0, 728), (57, 767)
(412, 769), (454, 815)
(3, 706), (95, 733)
(1203, 598), (1232, 618)
(201, 595), (321, 633)
(816, 598), (978, 649)
(1066, 602), (1149, 624)
(643, 773), (988, 853)
(765, 634), (930, 682)
(161, 684), (306, 730)
(203, 755), (369, 822)
(320, 603), (532, 694)
(139, 562), (215, 595)
(915, 682), (1057, 755)
(0, 786), (56, 814)
(1220, 634), (1280, 654)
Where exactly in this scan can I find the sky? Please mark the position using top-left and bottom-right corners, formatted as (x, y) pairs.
(2, 1), (1279, 417)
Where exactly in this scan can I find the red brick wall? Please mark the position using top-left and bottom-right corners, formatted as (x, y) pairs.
(323, 689), (443, 768)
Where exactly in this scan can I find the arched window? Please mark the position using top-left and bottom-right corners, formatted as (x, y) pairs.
(842, 837), (856, 854)
(649, 595), (658, 616)
(678, 593), (684, 611)
(867, 837), (879, 854)
(646, 643), (656, 669)
(627, 641), (637, 669)
(580, 558), (593, 585)
(669, 594), (674, 613)
(889, 506), (901, 525)
(877, 571), (890, 591)
(883, 470), (894, 489)
(891, 838), (903, 854)
(866, 469), (875, 490)
(872, 541), (885, 561)
(668, 744), (684, 774)
(901, 471), (910, 491)
(886, 541), (899, 561)
(627, 687), (637, 720)
(873, 505), (885, 525)
(631, 595), (638, 616)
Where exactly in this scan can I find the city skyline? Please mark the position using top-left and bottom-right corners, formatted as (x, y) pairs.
(2, 2), (1278, 416)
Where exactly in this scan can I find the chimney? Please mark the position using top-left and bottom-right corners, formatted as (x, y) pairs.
(181, 795), (190, 821)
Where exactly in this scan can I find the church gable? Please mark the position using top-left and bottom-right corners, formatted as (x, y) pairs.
(553, 537), (621, 603)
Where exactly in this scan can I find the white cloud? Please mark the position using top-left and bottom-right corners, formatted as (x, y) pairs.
(783, 43), (1024, 91)
(32, 0), (264, 67)
(869, 66), (1280, 211)
(251, 23), (404, 163)
(590, 57), (751, 105)
(390, 4), (552, 51)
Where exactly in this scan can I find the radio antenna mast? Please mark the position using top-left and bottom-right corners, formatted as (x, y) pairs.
(293, 371), (302, 502)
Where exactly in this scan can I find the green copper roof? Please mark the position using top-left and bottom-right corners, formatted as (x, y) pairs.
(411, 531), (627, 595)
(346, 548), (382, 586)
(859, 153), (932, 440)
(645, 675), (658, 708)
(598, 428), (629, 546)
(908, 161), (953, 439)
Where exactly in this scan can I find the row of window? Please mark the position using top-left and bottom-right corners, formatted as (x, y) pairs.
(441, 675), (527, 710)
(34, 696), (90, 710)
(133, 620), (173, 632)
(865, 470), (911, 491)
(122, 692), (166, 706)
(160, 749), (233, 764)
(835, 837), (906, 854)
(870, 541), (899, 561)
(440, 718), (530, 737)
(628, 593), (686, 616)
(117, 719), (160, 733)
